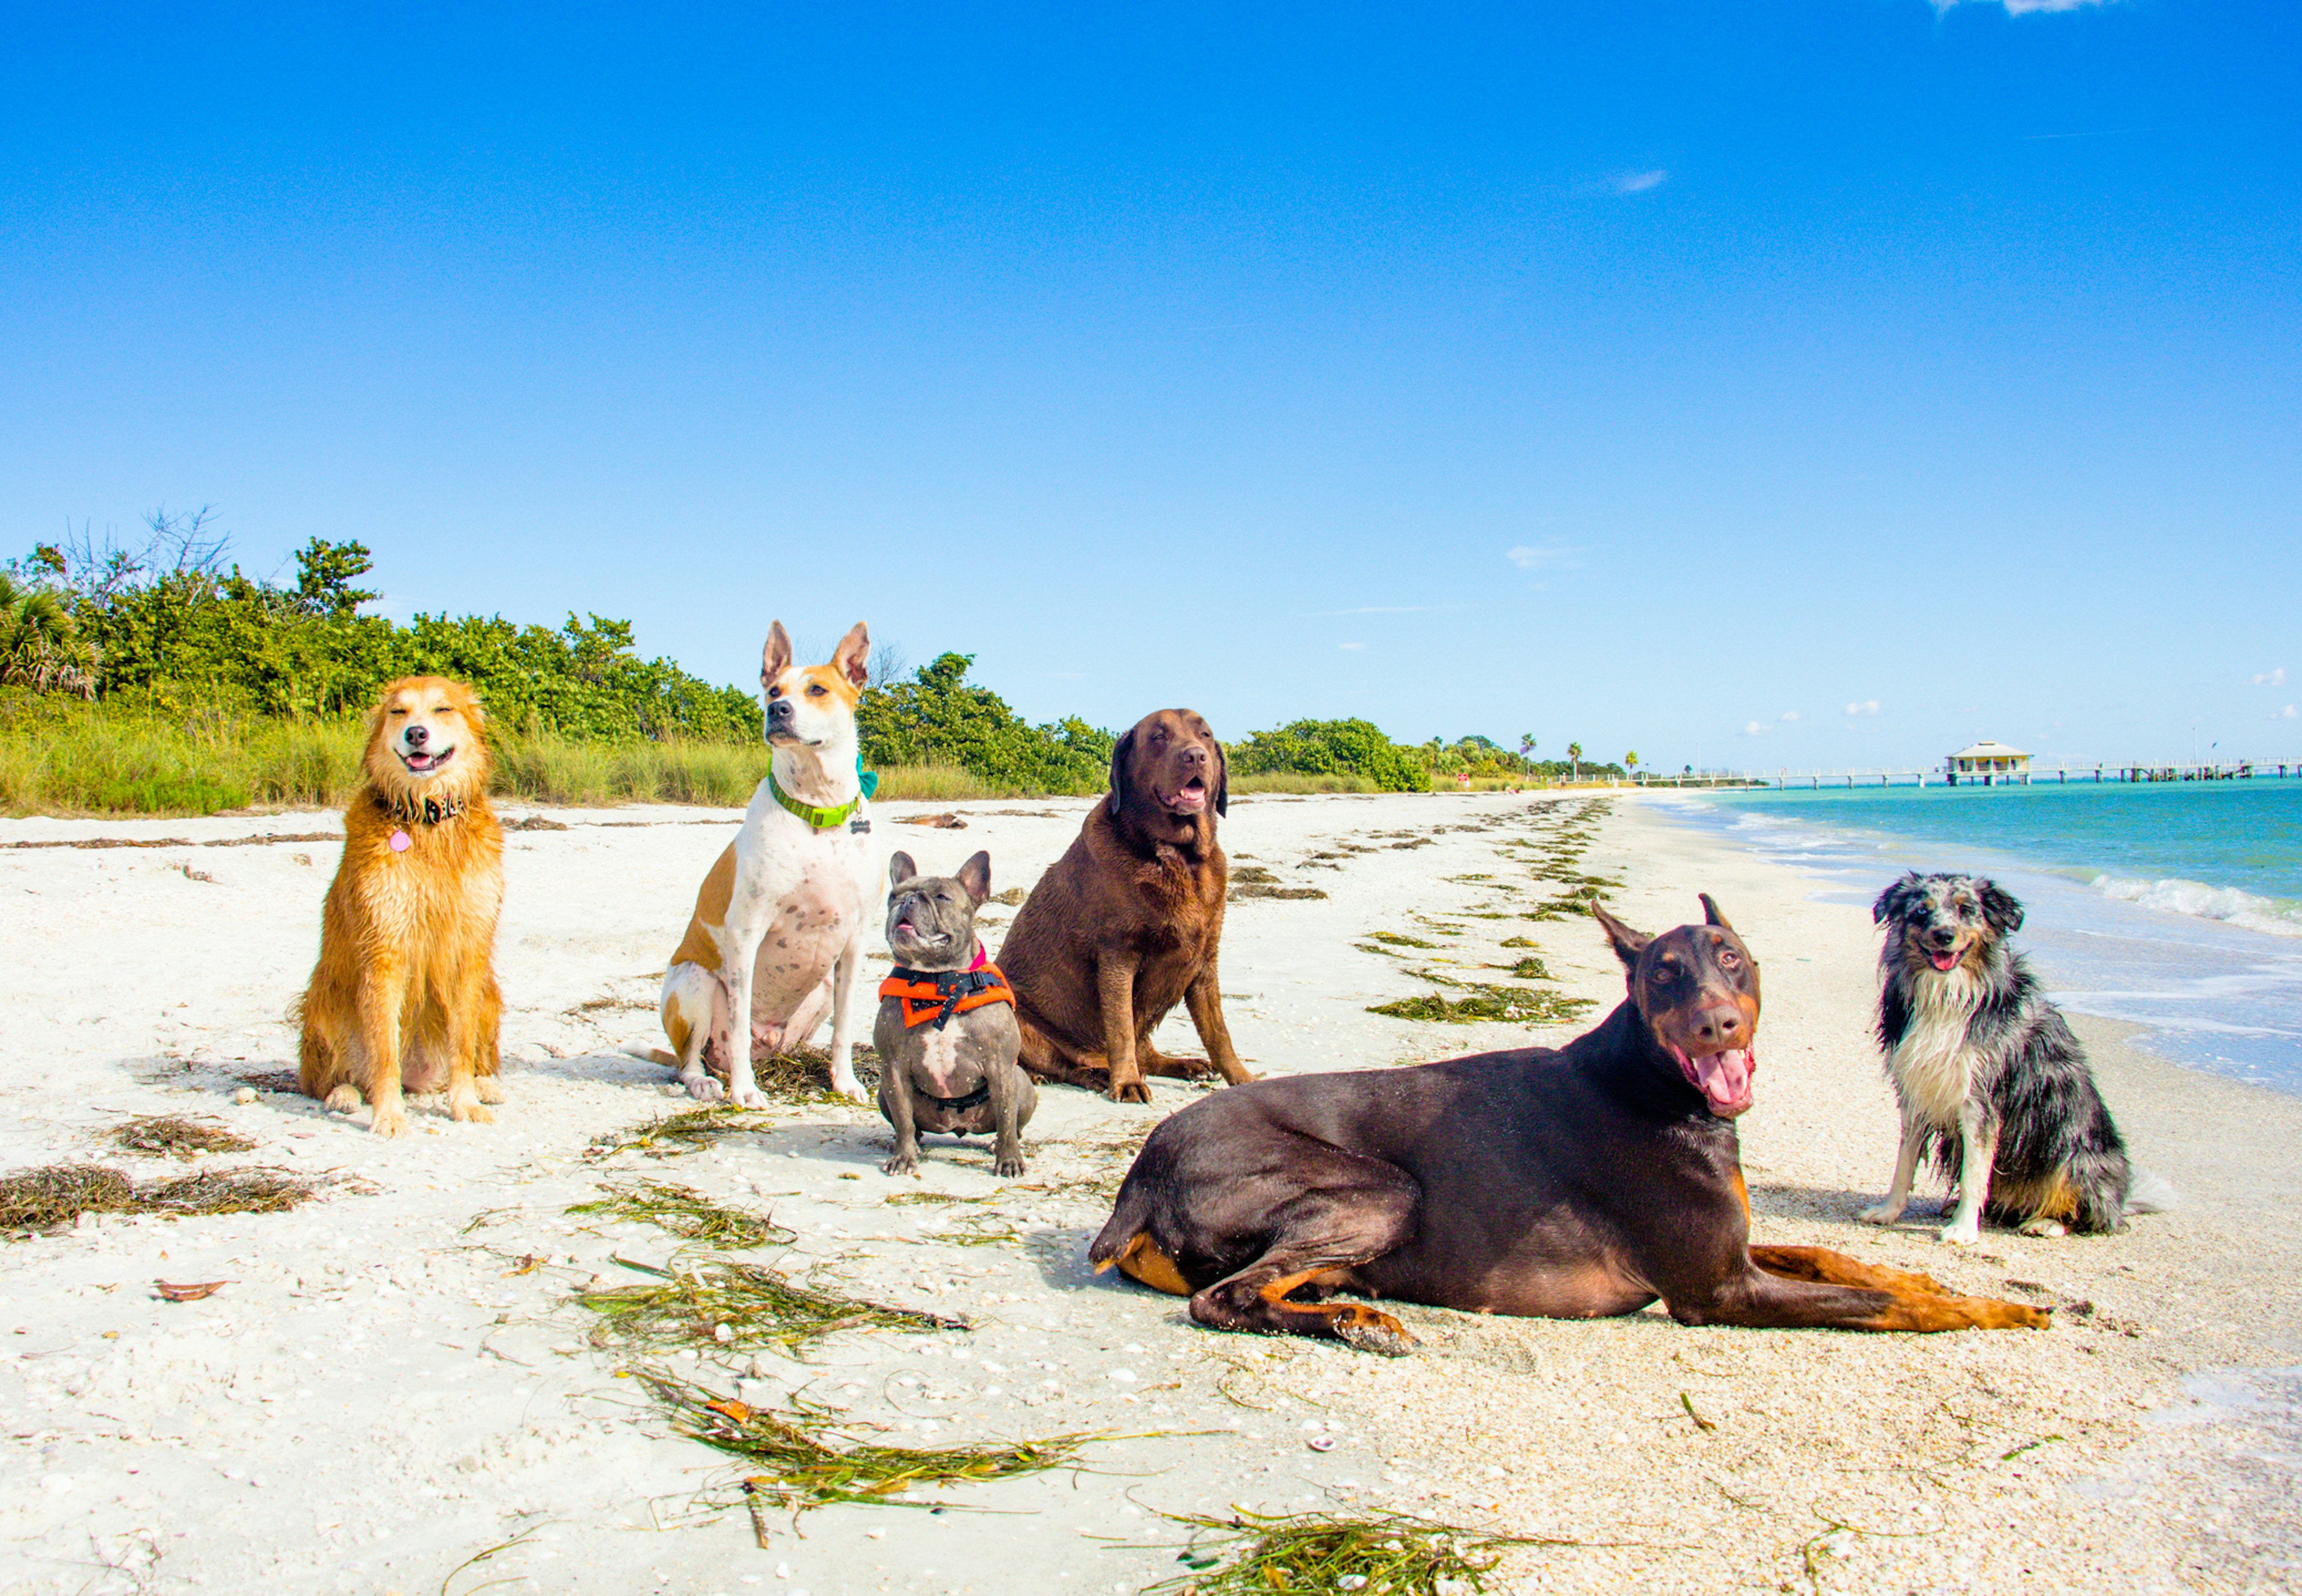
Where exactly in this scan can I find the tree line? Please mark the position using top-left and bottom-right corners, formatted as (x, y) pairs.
(1, 513), (1626, 791)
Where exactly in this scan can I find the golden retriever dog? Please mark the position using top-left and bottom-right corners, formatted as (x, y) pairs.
(297, 676), (507, 1136)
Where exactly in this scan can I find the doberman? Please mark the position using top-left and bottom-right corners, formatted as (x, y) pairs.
(1089, 896), (2048, 1350)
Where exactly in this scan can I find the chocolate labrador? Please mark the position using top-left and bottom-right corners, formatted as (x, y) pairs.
(997, 709), (1255, 1104)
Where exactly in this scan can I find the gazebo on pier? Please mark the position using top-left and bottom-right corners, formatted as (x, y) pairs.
(1945, 741), (2030, 785)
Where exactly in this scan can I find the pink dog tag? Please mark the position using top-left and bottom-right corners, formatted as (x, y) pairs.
(389, 830), (412, 853)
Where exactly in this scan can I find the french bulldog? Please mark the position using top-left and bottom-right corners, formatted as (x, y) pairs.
(874, 850), (1035, 1177)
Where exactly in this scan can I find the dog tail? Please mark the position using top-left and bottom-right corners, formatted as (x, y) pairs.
(2124, 1168), (2180, 1215)
(623, 1045), (679, 1068)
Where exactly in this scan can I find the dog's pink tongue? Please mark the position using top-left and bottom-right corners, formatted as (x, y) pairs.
(1688, 1049), (1756, 1117)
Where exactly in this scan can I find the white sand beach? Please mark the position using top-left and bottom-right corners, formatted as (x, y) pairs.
(2, 791), (2296, 1595)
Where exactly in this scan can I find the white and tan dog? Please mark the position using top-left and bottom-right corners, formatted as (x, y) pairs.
(658, 621), (877, 1105)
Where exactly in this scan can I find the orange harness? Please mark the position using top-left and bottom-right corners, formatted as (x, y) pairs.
(878, 960), (1016, 1031)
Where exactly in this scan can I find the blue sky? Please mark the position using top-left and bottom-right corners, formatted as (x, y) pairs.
(4, 2), (2296, 771)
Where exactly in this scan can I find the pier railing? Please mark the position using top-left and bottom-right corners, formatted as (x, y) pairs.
(1634, 761), (2299, 790)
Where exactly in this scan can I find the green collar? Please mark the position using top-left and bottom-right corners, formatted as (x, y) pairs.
(769, 760), (878, 831)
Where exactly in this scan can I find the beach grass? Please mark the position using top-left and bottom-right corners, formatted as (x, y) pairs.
(566, 1179), (795, 1251)
(0, 695), (1063, 816)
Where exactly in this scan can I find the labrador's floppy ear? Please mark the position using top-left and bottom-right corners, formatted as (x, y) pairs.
(762, 621), (793, 684)
(1106, 727), (1137, 820)
(955, 851), (992, 906)
(1591, 902), (1652, 971)
(1698, 893), (1733, 931)
(888, 851), (918, 889)
(830, 621), (871, 689)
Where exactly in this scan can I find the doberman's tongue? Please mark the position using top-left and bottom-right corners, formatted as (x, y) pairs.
(1685, 1049), (1756, 1118)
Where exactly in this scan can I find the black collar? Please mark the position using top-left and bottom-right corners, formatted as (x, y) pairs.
(921, 1083), (992, 1113)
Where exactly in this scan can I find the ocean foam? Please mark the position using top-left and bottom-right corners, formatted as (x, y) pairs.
(2091, 874), (2302, 938)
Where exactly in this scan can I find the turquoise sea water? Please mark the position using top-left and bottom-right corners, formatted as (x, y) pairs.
(1655, 778), (2302, 1094)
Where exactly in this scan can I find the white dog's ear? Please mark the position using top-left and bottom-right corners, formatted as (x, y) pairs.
(831, 621), (871, 689)
(763, 622), (793, 685)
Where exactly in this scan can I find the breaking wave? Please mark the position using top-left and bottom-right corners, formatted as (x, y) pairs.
(2091, 874), (2302, 938)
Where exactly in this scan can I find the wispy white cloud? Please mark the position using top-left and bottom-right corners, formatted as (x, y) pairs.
(2277, 704), (2298, 720)
(1308, 604), (1463, 617)
(1844, 699), (1882, 716)
(1505, 543), (1580, 572)
(1779, 710), (1801, 723)
(2252, 665), (2288, 687)
(1338, 642), (1366, 652)
(1935, 0), (2117, 13)
(1611, 169), (1668, 195)
(1742, 720), (1767, 737)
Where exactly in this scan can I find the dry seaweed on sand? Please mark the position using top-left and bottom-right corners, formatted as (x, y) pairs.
(1140, 1507), (1557, 1595)
(1369, 974), (1595, 1026)
(1, 1163), (328, 1236)
(587, 1106), (784, 1160)
(637, 1368), (1091, 1515)
(577, 1258), (966, 1354)
(104, 1114), (258, 1159)
(567, 1179), (795, 1251)
(1365, 931), (1438, 949)
(1486, 956), (1555, 981)
(1230, 883), (1329, 902)
(883, 1189), (978, 1207)
(926, 1212), (1023, 1248)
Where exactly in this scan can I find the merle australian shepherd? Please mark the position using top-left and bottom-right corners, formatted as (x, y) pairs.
(1861, 872), (2173, 1243)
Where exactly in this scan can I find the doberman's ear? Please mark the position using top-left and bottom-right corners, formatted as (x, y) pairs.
(1591, 902), (1652, 969)
(762, 621), (793, 685)
(1873, 871), (1924, 926)
(1106, 727), (1137, 819)
(1212, 737), (1228, 818)
(887, 851), (918, 889)
(1698, 893), (1734, 931)
(831, 621), (871, 689)
(1976, 877), (2024, 935)
(955, 851), (992, 906)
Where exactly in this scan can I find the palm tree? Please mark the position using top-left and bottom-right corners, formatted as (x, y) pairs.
(1625, 751), (1640, 783)
(1566, 741), (1583, 782)
(0, 572), (92, 696)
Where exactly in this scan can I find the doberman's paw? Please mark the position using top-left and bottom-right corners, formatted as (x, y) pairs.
(1857, 1198), (1907, 1225)
(1336, 1315), (1417, 1358)
(682, 1073), (725, 1104)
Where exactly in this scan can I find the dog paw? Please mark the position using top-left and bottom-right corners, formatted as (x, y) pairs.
(369, 1106), (409, 1138)
(1937, 1221), (1980, 1246)
(881, 1154), (919, 1177)
(1336, 1315), (1417, 1358)
(323, 1085), (363, 1114)
(730, 1086), (770, 1110)
(681, 1074), (725, 1104)
(830, 1074), (868, 1104)
(474, 1077), (508, 1104)
(2018, 1218), (2068, 1238)
(1857, 1200), (1906, 1225)
(450, 1100), (496, 1125)
(993, 1156), (1026, 1178)
(1109, 1079), (1152, 1106)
